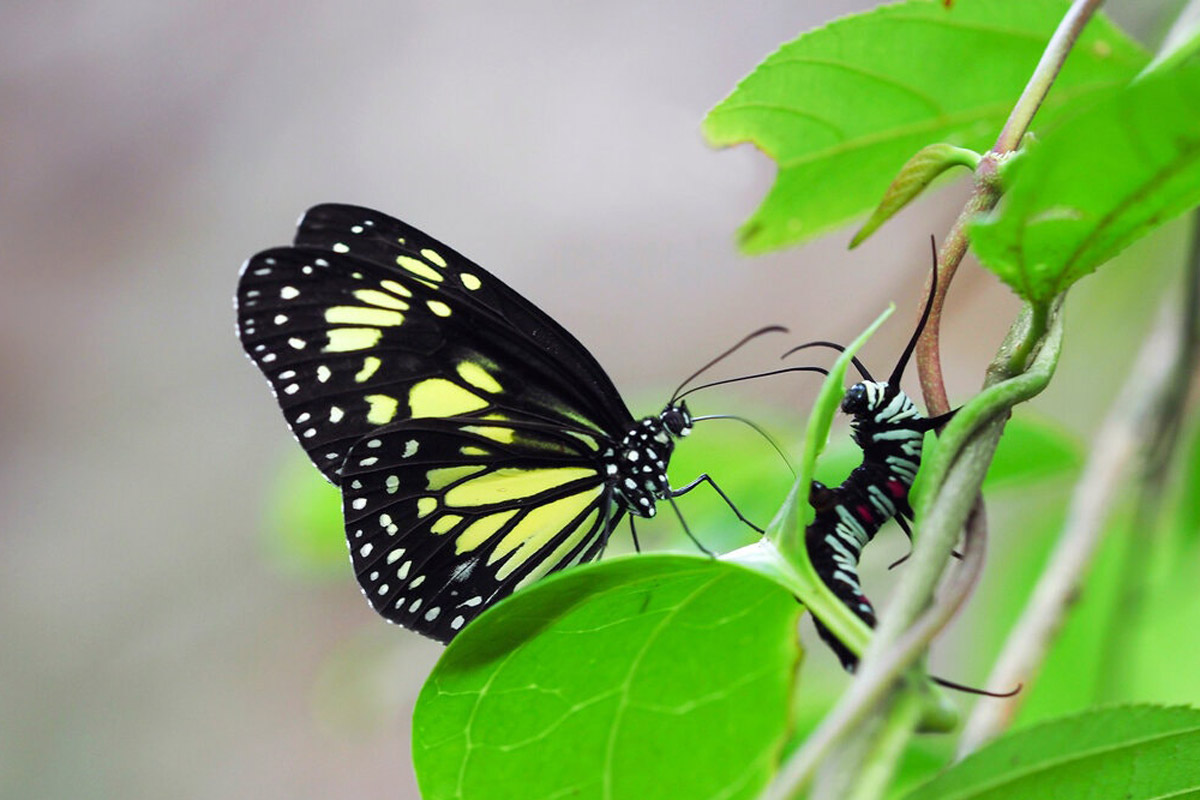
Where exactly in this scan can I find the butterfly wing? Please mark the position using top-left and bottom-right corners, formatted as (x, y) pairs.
(236, 204), (633, 485)
(294, 203), (630, 424)
(341, 414), (620, 642)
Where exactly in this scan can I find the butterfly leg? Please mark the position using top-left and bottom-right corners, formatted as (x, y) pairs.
(670, 474), (764, 534)
(664, 494), (716, 558)
(628, 516), (642, 553)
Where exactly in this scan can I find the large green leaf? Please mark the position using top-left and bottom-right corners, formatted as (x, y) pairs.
(703, 0), (1146, 252)
(413, 555), (802, 800)
(902, 705), (1200, 799)
(971, 64), (1200, 305)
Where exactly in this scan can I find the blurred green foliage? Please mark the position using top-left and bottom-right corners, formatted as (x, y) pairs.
(262, 453), (344, 578)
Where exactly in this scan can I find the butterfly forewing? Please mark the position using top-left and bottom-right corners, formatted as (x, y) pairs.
(237, 208), (633, 485)
(341, 415), (618, 641)
(295, 204), (632, 432)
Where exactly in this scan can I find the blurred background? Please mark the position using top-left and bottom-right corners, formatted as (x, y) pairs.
(1, 2), (1189, 798)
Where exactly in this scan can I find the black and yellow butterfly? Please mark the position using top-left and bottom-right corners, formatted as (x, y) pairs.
(237, 204), (761, 642)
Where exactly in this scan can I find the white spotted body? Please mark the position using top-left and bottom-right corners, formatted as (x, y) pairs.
(605, 403), (691, 519)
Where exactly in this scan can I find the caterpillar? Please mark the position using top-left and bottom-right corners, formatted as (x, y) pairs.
(787, 256), (953, 672)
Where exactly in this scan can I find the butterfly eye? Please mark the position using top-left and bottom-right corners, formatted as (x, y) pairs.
(661, 405), (691, 436)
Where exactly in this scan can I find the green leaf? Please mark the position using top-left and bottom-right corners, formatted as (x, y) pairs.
(413, 555), (802, 800)
(902, 705), (1200, 800)
(703, 0), (1146, 253)
(970, 64), (1200, 305)
(262, 453), (346, 577)
(850, 143), (981, 248)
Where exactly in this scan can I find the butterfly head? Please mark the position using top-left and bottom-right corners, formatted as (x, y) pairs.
(660, 401), (693, 437)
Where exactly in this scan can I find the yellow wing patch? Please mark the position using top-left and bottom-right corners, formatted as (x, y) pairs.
(355, 356), (381, 383)
(491, 488), (602, 577)
(380, 279), (412, 298)
(420, 248), (448, 268)
(325, 306), (404, 327)
(456, 361), (502, 394)
(456, 509), (519, 554)
(444, 467), (596, 508)
(460, 424), (515, 444)
(395, 255), (443, 283)
(353, 288), (409, 310)
(325, 327), (383, 353)
(426, 465), (486, 491)
(409, 378), (489, 417)
(416, 497), (438, 518)
(430, 514), (462, 535)
(365, 394), (399, 424)
(514, 507), (601, 589)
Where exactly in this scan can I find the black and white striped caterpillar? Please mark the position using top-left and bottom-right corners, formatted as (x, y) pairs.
(781, 251), (1016, 699)
(787, 259), (953, 671)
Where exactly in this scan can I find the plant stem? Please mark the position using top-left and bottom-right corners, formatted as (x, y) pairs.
(917, 0), (1106, 413)
(822, 691), (923, 800)
(994, 0), (1107, 153)
(1004, 300), (1049, 376)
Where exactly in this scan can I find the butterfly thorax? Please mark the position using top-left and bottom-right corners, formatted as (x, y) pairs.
(604, 401), (691, 518)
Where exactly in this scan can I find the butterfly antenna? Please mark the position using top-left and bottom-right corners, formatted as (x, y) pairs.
(931, 675), (1021, 698)
(673, 365), (828, 402)
(781, 340), (875, 382)
(691, 414), (796, 477)
(670, 325), (789, 402)
(888, 235), (939, 389)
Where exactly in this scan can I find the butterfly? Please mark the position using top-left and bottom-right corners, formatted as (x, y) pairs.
(236, 204), (765, 642)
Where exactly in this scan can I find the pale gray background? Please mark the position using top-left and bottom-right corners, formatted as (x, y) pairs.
(0, 2), (1178, 798)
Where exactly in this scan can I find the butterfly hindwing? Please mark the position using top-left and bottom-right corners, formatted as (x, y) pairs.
(341, 414), (619, 641)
